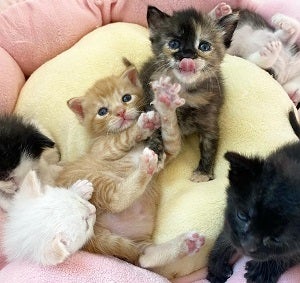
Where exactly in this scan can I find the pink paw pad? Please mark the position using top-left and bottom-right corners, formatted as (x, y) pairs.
(184, 232), (205, 255)
(214, 2), (232, 19)
(140, 111), (160, 130)
(141, 147), (158, 175)
(151, 76), (185, 111)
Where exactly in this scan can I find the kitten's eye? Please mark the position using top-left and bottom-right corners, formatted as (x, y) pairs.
(168, 39), (181, 50)
(198, 40), (211, 52)
(122, 94), (132, 103)
(237, 211), (249, 222)
(270, 237), (280, 244)
(98, 107), (108, 116)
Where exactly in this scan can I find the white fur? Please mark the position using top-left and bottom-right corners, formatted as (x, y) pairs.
(2, 171), (96, 265)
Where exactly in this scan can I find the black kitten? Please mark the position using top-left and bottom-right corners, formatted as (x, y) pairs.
(207, 111), (300, 283)
(140, 6), (238, 182)
(0, 115), (55, 211)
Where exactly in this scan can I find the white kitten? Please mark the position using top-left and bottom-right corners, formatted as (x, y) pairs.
(2, 170), (96, 265)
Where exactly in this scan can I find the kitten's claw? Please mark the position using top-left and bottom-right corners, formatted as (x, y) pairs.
(140, 147), (158, 175)
(69, 179), (94, 200)
(151, 76), (185, 115)
(209, 2), (232, 20)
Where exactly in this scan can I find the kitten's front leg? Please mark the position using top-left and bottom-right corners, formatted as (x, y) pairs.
(151, 76), (185, 161)
(207, 231), (237, 283)
(272, 13), (300, 46)
(245, 258), (293, 283)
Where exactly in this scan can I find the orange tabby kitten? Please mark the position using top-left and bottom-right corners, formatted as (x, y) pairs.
(55, 62), (205, 275)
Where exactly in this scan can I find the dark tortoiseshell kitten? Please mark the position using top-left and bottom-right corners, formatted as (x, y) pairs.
(140, 6), (238, 182)
(207, 112), (300, 283)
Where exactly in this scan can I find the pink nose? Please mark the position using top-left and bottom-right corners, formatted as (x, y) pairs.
(117, 109), (126, 117)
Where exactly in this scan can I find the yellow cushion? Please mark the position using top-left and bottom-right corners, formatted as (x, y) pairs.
(15, 22), (297, 277)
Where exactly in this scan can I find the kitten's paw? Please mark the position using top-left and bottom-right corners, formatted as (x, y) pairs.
(260, 40), (282, 58)
(207, 268), (233, 283)
(210, 2), (232, 20)
(150, 76), (185, 115)
(180, 231), (205, 256)
(245, 260), (278, 283)
(190, 171), (212, 183)
(137, 111), (161, 140)
(272, 13), (298, 36)
(140, 147), (158, 175)
(69, 179), (94, 200)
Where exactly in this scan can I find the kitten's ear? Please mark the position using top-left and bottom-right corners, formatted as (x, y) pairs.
(147, 6), (170, 30)
(120, 66), (141, 88)
(217, 13), (239, 48)
(20, 170), (43, 198)
(225, 151), (263, 185)
(46, 233), (71, 265)
(67, 97), (85, 122)
(29, 131), (55, 157)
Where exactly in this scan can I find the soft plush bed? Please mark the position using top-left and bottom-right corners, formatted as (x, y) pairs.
(0, 0), (300, 282)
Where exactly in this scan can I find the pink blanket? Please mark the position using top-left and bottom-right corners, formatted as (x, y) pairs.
(1, 0), (300, 282)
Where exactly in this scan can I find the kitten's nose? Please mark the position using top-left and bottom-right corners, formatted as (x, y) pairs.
(241, 237), (258, 254)
(117, 108), (126, 118)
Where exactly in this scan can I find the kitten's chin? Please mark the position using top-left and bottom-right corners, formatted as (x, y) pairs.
(173, 69), (201, 85)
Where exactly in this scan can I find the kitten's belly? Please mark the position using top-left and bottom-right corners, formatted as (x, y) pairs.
(100, 189), (155, 240)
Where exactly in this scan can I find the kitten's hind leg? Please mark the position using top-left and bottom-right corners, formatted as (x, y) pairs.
(247, 40), (282, 69)
(209, 2), (232, 20)
(272, 13), (300, 45)
(84, 227), (140, 264)
(139, 231), (205, 268)
(150, 76), (185, 162)
(190, 131), (219, 182)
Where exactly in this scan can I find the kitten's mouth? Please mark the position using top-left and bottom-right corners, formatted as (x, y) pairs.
(179, 58), (196, 74)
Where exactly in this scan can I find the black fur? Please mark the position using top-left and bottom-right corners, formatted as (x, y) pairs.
(207, 111), (300, 283)
(0, 115), (54, 180)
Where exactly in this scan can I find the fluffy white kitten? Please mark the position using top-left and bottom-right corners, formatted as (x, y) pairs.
(2, 170), (96, 265)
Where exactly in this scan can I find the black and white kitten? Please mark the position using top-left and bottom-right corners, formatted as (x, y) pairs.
(224, 7), (300, 106)
(0, 115), (56, 211)
(207, 111), (300, 283)
(140, 6), (238, 182)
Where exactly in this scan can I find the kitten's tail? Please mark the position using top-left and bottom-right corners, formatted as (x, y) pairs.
(289, 110), (300, 139)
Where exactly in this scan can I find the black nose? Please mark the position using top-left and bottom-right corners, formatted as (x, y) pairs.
(174, 50), (197, 61)
(241, 237), (259, 254)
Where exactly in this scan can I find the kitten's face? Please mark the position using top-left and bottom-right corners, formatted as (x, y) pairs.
(147, 7), (238, 85)
(68, 66), (144, 137)
(224, 151), (300, 260)
(0, 115), (54, 194)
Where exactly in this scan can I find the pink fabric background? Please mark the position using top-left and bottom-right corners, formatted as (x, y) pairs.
(0, 0), (300, 282)
(0, 0), (300, 113)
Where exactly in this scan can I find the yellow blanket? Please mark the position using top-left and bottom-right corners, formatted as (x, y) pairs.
(15, 22), (298, 277)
